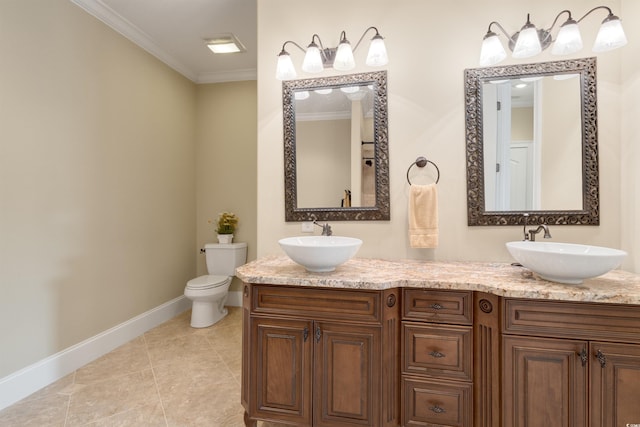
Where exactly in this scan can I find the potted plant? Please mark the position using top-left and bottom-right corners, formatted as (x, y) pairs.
(215, 212), (238, 244)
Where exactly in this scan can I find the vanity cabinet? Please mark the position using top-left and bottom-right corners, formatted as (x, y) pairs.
(502, 298), (640, 427)
(400, 289), (474, 427)
(242, 284), (401, 427)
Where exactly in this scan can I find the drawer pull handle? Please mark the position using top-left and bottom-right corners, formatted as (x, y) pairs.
(429, 351), (445, 358)
(429, 405), (446, 414)
(596, 349), (607, 368)
(430, 303), (444, 310)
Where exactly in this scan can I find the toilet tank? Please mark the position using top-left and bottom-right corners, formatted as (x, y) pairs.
(204, 242), (247, 276)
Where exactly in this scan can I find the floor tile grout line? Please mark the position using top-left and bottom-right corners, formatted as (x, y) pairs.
(142, 333), (170, 427)
(206, 334), (242, 387)
(62, 371), (76, 427)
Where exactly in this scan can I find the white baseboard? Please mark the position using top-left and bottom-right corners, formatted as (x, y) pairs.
(0, 295), (191, 411)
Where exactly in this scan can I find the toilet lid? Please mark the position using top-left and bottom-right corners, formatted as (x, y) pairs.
(186, 275), (230, 290)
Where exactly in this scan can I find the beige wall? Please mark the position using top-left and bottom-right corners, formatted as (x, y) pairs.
(257, 0), (627, 264)
(621, 0), (640, 271)
(195, 81), (258, 294)
(0, 0), (197, 377)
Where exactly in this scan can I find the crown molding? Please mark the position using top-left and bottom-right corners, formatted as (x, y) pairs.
(197, 68), (257, 84)
(70, 0), (198, 82)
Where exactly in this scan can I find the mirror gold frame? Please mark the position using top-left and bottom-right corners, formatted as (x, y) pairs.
(283, 71), (389, 221)
(464, 57), (599, 226)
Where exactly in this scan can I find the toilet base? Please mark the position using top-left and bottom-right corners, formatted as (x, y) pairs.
(189, 295), (229, 328)
(191, 298), (229, 328)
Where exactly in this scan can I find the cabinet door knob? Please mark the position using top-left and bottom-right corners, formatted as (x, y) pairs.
(578, 348), (588, 367)
(429, 350), (445, 358)
(429, 405), (446, 414)
(315, 325), (322, 343)
(303, 327), (309, 342)
(596, 349), (607, 368)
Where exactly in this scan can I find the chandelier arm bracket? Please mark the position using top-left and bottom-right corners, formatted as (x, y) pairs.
(353, 26), (380, 53)
(546, 9), (573, 33)
(488, 21), (516, 45)
(577, 6), (613, 23)
(280, 40), (307, 55)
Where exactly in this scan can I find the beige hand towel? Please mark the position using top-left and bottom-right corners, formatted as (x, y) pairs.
(409, 183), (439, 248)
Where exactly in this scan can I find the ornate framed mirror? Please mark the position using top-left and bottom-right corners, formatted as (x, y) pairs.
(283, 71), (389, 221)
(464, 57), (599, 226)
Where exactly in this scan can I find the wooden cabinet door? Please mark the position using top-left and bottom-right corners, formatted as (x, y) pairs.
(503, 335), (588, 427)
(251, 317), (313, 426)
(313, 321), (381, 427)
(590, 342), (640, 427)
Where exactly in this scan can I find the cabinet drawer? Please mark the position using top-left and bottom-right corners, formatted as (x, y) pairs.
(403, 323), (472, 381)
(252, 284), (382, 323)
(402, 377), (472, 427)
(403, 289), (472, 324)
(504, 298), (640, 343)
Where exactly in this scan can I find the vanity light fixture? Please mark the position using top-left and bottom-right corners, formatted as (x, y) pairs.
(206, 33), (246, 54)
(479, 6), (627, 67)
(276, 26), (388, 80)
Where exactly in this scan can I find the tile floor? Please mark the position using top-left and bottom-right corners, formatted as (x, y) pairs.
(0, 307), (284, 427)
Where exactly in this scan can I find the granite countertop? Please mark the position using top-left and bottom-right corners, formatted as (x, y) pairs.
(236, 256), (640, 305)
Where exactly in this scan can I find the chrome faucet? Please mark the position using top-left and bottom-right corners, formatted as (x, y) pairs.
(314, 220), (332, 236)
(526, 225), (552, 241)
(522, 214), (551, 241)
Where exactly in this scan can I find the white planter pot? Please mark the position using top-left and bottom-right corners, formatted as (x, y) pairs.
(217, 234), (234, 244)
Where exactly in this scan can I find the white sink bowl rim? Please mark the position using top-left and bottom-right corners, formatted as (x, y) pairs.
(506, 241), (627, 284)
(279, 236), (363, 272)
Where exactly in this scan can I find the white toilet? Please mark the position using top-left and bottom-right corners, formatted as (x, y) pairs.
(184, 242), (247, 328)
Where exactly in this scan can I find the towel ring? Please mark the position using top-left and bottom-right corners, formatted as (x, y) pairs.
(406, 156), (440, 185)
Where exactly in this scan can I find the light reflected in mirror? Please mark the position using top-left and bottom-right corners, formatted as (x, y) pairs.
(283, 71), (389, 221)
(465, 58), (599, 226)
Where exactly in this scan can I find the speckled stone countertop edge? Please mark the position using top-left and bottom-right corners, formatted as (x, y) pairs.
(235, 256), (640, 305)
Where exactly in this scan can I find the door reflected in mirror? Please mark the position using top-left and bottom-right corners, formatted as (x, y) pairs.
(482, 74), (582, 211)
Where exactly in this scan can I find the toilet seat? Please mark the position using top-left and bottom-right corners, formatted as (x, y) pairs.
(186, 275), (230, 291)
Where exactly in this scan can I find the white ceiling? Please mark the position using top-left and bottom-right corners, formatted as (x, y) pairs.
(70, 0), (257, 84)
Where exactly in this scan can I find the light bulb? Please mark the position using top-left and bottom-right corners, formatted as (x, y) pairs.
(334, 40), (355, 71)
(276, 51), (296, 80)
(513, 15), (542, 59)
(302, 42), (323, 73)
(479, 31), (507, 66)
(593, 15), (627, 52)
(552, 19), (583, 55)
(365, 35), (388, 67)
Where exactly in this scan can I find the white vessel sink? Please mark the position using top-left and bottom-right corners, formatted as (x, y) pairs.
(506, 241), (627, 284)
(279, 236), (363, 272)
